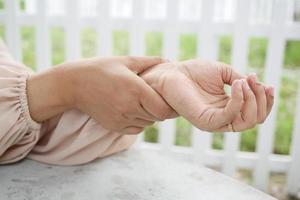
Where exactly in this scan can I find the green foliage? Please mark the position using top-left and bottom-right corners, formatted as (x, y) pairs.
(219, 35), (232, 64)
(113, 30), (129, 56)
(19, 0), (25, 11)
(284, 40), (300, 69)
(145, 32), (163, 56)
(175, 117), (192, 146)
(241, 128), (257, 152)
(212, 134), (224, 150)
(274, 75), (298, 154)
(21, 26), (35, 69)
(0, 25), (4, 39)
(144, 125), (158, 143)
(81, 28), (97, 58)
(248, 37), (268, 68)
(179, 34), (197, 60)
(51, 27), (65, 65)
(0, 0), (4, 10)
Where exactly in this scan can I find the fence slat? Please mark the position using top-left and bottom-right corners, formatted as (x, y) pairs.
(254, 0), (287, 191)
(197, 0), (217, 60)
(158, 0), (179, 150)
(131, 0), (146, 144)
(192, 0), (215, 165)
(5, 0), (21, 61)
(222, 0), (250, 177)
(159, 119), (176, 150)
(163, 0), (178, 60)
(65, 0), (80, 60)
(287, 83), (300, 196)
(129, 0), (144, 56)
(96, 0), (112, 56)
(36, 0), (51, 71)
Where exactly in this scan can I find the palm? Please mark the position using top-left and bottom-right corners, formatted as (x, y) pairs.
(141, 59), (245, 131)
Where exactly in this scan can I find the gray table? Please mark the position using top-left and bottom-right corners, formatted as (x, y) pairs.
(0, 147), (277, 200)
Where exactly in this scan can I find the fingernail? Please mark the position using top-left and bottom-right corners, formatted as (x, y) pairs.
(243, 79), (251, 90)
(249, 72), (257, 82)
(235, 79), (242, 88)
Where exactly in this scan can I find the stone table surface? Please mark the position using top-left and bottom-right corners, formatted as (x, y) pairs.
(0, 147), (277, 200)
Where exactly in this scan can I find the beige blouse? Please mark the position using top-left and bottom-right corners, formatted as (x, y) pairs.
(0, 42), (137, 165)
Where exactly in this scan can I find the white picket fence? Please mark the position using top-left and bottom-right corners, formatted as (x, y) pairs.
(0, 0), (299, 197)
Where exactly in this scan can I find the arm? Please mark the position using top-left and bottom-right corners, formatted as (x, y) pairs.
(1, 55), (172, 164)
(26, 56), (175, 134)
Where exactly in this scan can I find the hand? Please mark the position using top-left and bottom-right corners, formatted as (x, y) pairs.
(27, 56), (175, 134)
(140, 59), (274, 132)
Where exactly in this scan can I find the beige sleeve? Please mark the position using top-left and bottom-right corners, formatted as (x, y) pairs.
(0, 41), (137, 165)
(29, 110), (137, 165)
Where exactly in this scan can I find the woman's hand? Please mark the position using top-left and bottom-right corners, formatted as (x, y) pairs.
(27, 56), (175, 134)
(140, 59), (274, 132)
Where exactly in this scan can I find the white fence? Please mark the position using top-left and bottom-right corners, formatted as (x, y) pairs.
(0, 0), (299, 197)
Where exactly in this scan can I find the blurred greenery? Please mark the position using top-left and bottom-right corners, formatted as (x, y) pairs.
(145, 32), (163, 56)
(113, 30), (129, 56)
(0, 26), (299, 155)
(21, 26), (35, 69)
(51, 27), (65, 65)
(81, 28), (97, 58)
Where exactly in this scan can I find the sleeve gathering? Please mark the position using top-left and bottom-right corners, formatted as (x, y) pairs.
(0, 57), (41, 164)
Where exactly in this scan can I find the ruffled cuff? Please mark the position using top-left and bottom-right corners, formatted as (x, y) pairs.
(19, 73), (41, 131)
(0, 68), (41, 164)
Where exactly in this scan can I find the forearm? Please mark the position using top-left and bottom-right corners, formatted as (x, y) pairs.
(26, 66), (74, 122)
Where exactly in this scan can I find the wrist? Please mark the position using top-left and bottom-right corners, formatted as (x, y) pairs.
(26, 66), (74, 122)
(140, 62), (175, 93)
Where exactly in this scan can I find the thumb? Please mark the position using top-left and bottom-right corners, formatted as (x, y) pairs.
(121, 56), (167, 74)
(218, 62), (246, 85)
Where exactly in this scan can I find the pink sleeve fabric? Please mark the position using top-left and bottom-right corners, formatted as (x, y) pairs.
(0, 41), (137, 165)
(28, 110), (137, 165)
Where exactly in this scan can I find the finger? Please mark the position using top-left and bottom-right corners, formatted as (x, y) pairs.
(138, 78), (175, 121)
(121, 126), (144, 135)
(212, 79), (244, 128)
(121, 56), (167, 74)
(247, 73), (267, 123)
(265, 85), (275, 116)
(218, 62), (246, 85)
(130, 118), (155, 127)
(233, 79), (257, 131)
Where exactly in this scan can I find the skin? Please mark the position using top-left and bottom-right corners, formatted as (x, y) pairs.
(27, 57), (274, 134)
(27, 56), (175, 135)
(140, 59), (274, 132)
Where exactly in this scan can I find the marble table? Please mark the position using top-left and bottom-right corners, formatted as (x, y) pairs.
(0, 147), (277, 200)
